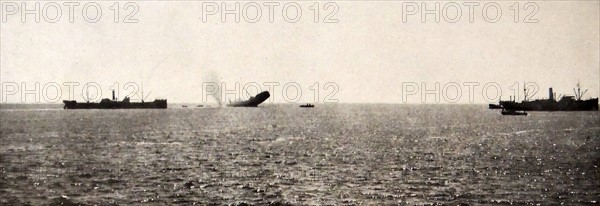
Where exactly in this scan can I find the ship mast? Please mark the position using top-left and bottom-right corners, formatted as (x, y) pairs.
(573, 81), (588, 101)
(141, 81), (144, 103)
(136, 77), (148, 103)
(521, 81), (529, 102)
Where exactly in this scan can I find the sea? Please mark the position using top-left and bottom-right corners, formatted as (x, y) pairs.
(1, 104), (599, 205)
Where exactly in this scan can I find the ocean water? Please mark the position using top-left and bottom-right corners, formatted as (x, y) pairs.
(1, 104), (598, 205)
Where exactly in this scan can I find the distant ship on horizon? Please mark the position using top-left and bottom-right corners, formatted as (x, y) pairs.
(63, 90), (167, 109)
(227, 91), (270, 107)
(497, 83), (598, 111)
(299, 103), (314, 108)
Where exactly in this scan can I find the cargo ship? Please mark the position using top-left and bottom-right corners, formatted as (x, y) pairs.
(498, 83), (598, 111)
(227, 91), (270, 107)
(299, 103), (314, 108)
(63, 90), (167, 109)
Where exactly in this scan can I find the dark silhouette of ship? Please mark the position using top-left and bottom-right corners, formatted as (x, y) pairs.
(498, 83), (598, 111)
(63, 90), (167, 109)
(299, 103), (314, 108)
(227, 91), (270, 107)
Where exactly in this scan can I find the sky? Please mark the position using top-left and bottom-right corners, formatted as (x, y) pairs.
(1, 1), (598, 104)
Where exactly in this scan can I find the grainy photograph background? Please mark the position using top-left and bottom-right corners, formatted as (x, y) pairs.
(1, 1), (599, 205)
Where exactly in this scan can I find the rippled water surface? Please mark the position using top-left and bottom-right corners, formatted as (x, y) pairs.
(1, 104), (599, 205)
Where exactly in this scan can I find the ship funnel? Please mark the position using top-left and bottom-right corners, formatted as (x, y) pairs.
(548, 87), (554, 100)
(112, 90), (116, 101)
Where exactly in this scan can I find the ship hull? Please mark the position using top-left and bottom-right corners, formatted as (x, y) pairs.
(501, 109), (528, 115)
(227, 91), (270, 107)
(499, 98), (598, 111)
(63, 100), (167, 109)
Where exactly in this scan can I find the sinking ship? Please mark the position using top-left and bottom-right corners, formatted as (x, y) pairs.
(63, 90), (167, 109)
(227, 91), (270, 107)
(498, 83), (598, 111)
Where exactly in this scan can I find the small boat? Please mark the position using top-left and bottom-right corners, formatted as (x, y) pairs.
(182, 105), (188, 108)
(488, 103), (502, 109)
(197, 105), (204, 107)
(299, 103), (314, 108)
(501, 109), (527, 116)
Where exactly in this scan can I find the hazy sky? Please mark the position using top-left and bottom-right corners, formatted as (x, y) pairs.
(1, 1), (598, 104)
